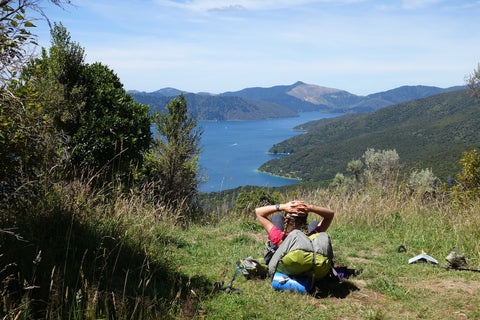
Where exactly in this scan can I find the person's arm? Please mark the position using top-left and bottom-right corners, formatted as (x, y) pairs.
(255, 201), (305, 233)
(306, 204), (334, 232)
(255, 204), (279, 234)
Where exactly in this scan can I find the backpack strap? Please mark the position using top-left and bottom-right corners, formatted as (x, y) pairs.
(262, 241), (277, 265)
(310, 240), (317, 292)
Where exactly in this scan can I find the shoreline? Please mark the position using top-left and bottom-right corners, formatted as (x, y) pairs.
(256, 169), (301, 182)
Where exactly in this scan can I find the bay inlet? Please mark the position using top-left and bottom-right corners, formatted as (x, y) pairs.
(198, 113), (339, 192)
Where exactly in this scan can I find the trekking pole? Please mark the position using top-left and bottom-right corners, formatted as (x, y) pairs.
(224, 261), (244, 294)
(456, 267), (480, 273)
(219, 262), (230, 285)
(200, 262), (231, 317)
(213, 262), (230, 293)
(434, 265), (480, 273)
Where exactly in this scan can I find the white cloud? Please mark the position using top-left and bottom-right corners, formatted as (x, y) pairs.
(155, 0), (365, 12)
(401, 0), (446, 9)
(208, 4), (247, 12)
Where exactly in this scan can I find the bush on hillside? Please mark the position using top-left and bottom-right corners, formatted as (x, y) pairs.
(450, 149), (480, 205)
(233, 188), (280, 218)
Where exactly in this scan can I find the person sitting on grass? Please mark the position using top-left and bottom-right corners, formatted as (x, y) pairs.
(255, 200), (334, 264)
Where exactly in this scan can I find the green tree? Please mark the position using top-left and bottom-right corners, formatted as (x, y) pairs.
(29, 22), (87, 136)
(72, 62), (151, 175)
(233, 188), (279, 218)
(1, 1), (72, 86)
(1, 1), (70, 196)
(1, 0), (36, 86)
(1, 78), (60, 197)
(451, 149), (480, 204)
(23, 24), (151, 178)
(147, 94), (203, 216)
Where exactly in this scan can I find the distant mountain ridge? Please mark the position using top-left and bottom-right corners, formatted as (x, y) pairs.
(130, 92), (297, 121)
(129, 81), (463, 120)
(258, 89), (480, 183)
(219, 81), (361, 112)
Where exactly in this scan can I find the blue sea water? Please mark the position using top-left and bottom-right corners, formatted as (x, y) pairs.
(198, 113), (340, 192)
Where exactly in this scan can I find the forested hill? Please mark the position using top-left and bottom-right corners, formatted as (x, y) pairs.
(130, 92), (297, 121)
(259, 89), (480, 183)
(129, 82), (462, 120)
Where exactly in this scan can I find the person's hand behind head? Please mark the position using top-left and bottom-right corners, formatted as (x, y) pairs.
(286, 200), (307, 215)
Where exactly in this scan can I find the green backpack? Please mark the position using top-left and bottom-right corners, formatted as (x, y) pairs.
(267, 230), (333, 281)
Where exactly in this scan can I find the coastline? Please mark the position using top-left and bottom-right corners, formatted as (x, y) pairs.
(198, 115), (301, 122)
(256, 169), (301, 182)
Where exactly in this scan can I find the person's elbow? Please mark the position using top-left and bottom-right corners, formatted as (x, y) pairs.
(254, 208), (262, 219)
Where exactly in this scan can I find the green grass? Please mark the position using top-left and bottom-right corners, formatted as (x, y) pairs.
(181, 222), (479, 319)
(2, 181), (480, 319)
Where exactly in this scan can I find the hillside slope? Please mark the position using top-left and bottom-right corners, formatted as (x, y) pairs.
(130, 92), (297, 120)
(259, 89), (480, 182)
(348, 85), (464, 113)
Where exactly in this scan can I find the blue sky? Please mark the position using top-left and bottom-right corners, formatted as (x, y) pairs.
(34, 0), (480, 95)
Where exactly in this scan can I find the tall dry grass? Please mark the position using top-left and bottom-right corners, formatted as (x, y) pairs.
(0, 178), (208, 319)
(296, 182), (480, 268)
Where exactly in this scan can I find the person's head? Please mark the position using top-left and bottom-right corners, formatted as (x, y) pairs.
(284, 212), (307, 232)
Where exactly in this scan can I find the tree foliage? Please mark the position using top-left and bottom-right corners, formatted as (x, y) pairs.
(233, 188), (279, 218)
(1, 0), (37, 86)
(28, 22), (87, 136)
(0, 80), (59, 197)
(146, 94), (203, 216)
(71, 62), (151, 174)
(0, 0), (71, 86)
(450, 149), (480, 204)
(363, 148), (399, 177)
(1, 1), (70, 196)
(23, 23), (151, 177)
(330, 149), (400, 194)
